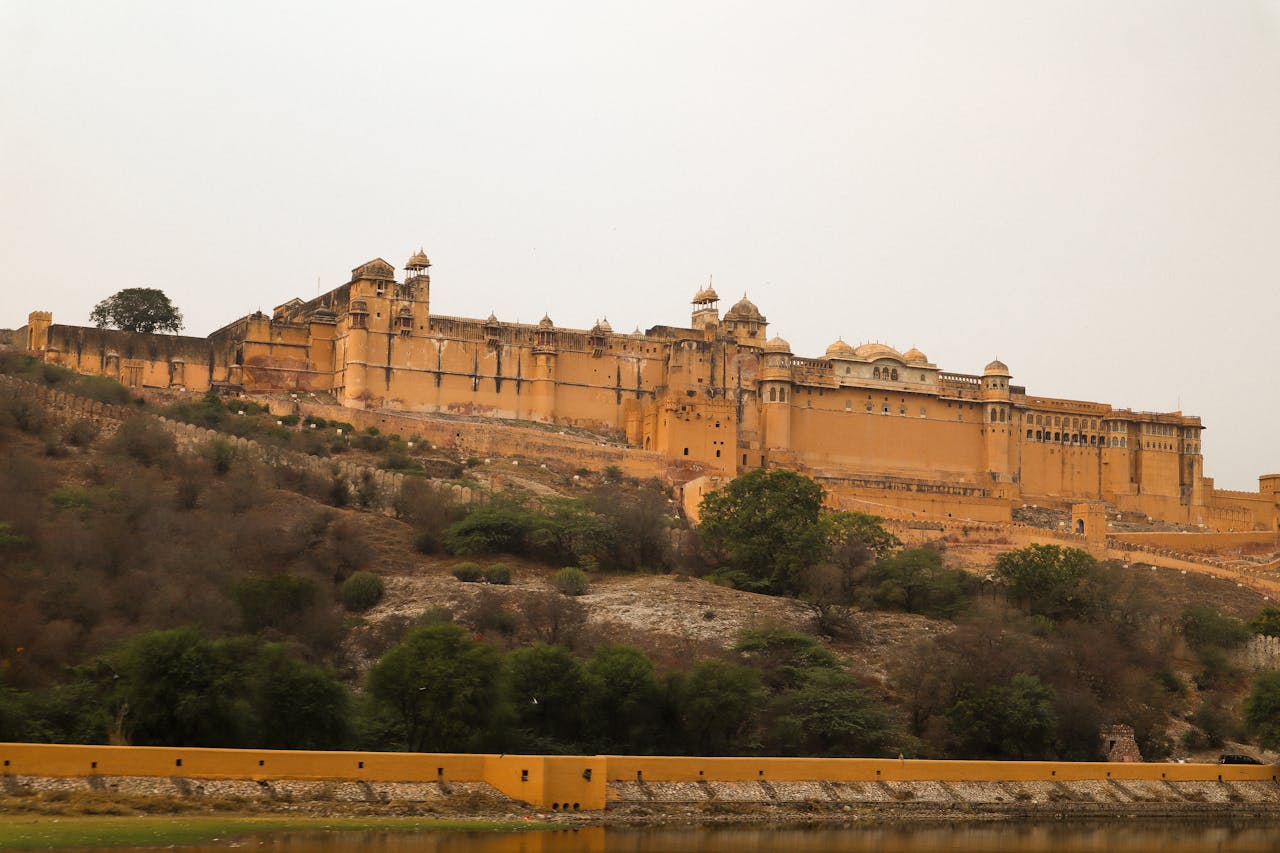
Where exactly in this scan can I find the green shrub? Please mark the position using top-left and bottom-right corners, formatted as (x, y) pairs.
(111, 417), (176, 466)
(304, 415), (328, 429)
(452, 562), (484, 583)
(328, 475), (351, 507)
(39, 361), (77, 385)
(485, 564), (512, 585)
(414, 530), (443, 554)
(232, 574), (318, 633)
(551, 567), (589, 596)
(380, 450), (423, 472)
(341, 571), (386, 611)
(61, 419), (98, 447)
(227, 400), (266, 416)
(1181, 606), (1251, 652)
(73, 374), (132, 404)
(353, 432), (389, 452)
(202, 436), (237, 474)
(444, 503), (538, 555)
(1249, 607), (1280, 638)
(163, 392), (229, 429)
(278, 414), (300, 427)
(50, 485), (94, 512)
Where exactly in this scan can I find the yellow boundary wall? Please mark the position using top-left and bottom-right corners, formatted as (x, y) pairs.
(3, 744), (1276, 810)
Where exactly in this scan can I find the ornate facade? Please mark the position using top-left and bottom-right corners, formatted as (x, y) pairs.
(21, 249), (1280, 531)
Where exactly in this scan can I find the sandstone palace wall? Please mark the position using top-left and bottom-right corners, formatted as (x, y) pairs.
(17, 250), (1279, 532)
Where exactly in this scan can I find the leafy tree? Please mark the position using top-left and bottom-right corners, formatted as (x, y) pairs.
(1187, 698), (1237, 750)
(584, 644), (661, 751)
(112, 628), (252, 747)
(946, 673), (1058, 759)
(865, 547), (971, 617)
(244, 643), (352, 749)
(735, 628), (840, 692)
(671, 660), (764, 755)
(1248, 607), (1280, 638)
(1243, 671), (1280, 751)
(588, 484), (673, 572)
(1181, 606), (1251, 653)
(503, 644), (588, 750)
(444, 500), (541, 556)
(825, 511), (901, 570)
(0, 684), (31, 741)
(993, 545), (1097, 620)
(89, 288), (184, 334)
(366, 623), (502, 752)
(764, 668), (892, 757)
(697, 469), (829, 594)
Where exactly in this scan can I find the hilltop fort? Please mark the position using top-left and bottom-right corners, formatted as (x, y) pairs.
(17, 248), (1280, 534)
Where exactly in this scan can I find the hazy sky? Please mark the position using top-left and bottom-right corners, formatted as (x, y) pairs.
(2, 2), (1277, 489)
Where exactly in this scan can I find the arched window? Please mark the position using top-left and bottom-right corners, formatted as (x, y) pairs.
(873, 367), (880, 380)
(891, 368), (899, 381)
(1036, 430), (1043, 441)
(769, 387), (777, 402)
(780, 388), (787, 402)
(1027, 429), (1033, 440)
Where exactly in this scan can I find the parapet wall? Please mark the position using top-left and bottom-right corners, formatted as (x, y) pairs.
(2, 743), (1275, 811)
(1110, 531), (1279, 554)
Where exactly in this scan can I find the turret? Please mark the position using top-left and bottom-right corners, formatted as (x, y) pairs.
(761, 336), (793, 452)
(691, 283), (720, 333)
(982, 358), (1013, 481)
(530, 314), (558, 421)
(26, 311), (52, 352)
(403, 248), (432, 315)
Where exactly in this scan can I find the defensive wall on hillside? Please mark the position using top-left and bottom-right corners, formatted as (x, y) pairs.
(3, 743), (1278, 812)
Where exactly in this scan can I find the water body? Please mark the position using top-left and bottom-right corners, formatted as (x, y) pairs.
(88, 822), (1280, 853)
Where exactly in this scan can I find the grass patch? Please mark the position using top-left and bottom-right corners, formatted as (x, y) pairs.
(0, 815), (555, 850)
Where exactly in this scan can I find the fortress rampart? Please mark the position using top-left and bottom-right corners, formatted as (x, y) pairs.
(12, 247), (1280, 533)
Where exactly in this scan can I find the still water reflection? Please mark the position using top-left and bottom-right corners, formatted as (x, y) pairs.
(108, 822), (1280, 853)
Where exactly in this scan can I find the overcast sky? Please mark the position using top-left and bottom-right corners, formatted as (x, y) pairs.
(2, 2), (1277, 490)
